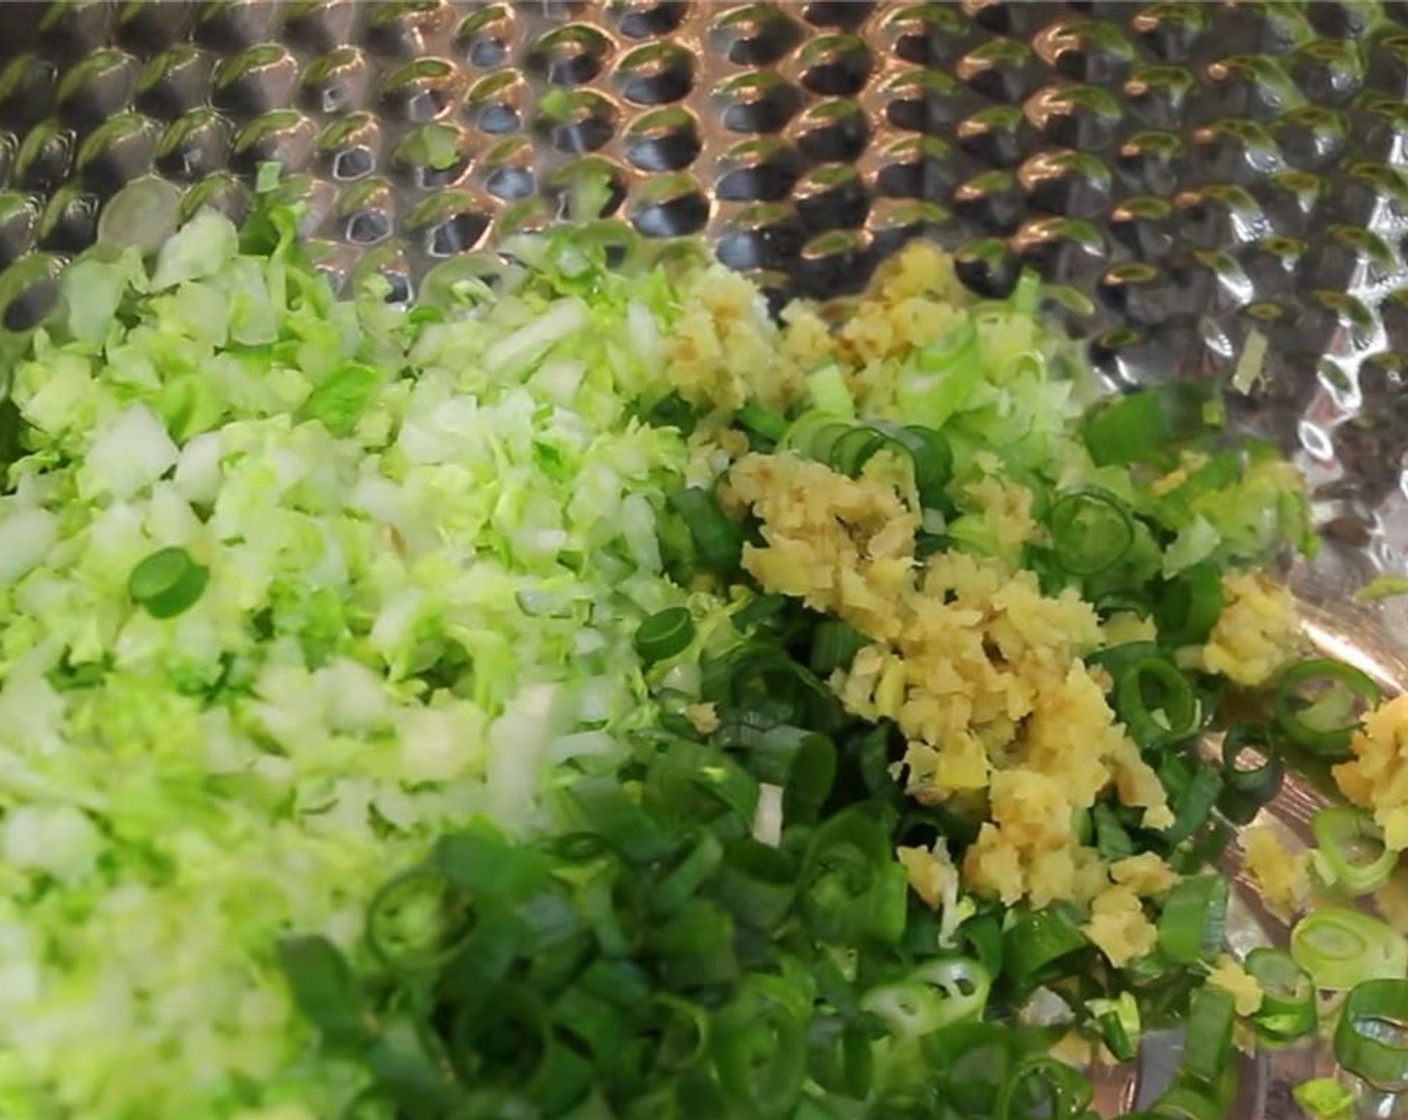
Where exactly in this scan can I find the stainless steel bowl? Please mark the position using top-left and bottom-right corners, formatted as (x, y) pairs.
(4, 3), (1408, 1117)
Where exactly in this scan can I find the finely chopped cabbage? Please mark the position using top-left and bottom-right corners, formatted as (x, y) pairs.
(0, 210), (698, 1118)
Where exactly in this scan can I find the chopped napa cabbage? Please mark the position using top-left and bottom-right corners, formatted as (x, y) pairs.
(0, 209), (697, 1119)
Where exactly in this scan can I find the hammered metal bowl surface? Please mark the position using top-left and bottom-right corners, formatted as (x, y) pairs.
(4, 3), (1408, 1118)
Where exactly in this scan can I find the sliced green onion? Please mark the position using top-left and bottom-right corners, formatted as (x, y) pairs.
(1003, 906), (1088, 991)
(714, 976), (808, 1115)
(1312, 807), (1396, 896)
(862, 958), (991, 1041)
(1114, 657), (1200, 748)
(1160, 761), (1223, 847)
(127, 546), (209, 619)
(1048, 489), (1135, 576)
(806, 1016), (873, 1100)
(828, 426), (886, 478)
(993, 1054), (1093, 1120)
(899, 424), (954, 510)
(1086, 991), (1141, 1063)
(809, 619), (868, 676)
(801, 420), (855, 466)
(1275, 659), (1382, 757)
(1334, 978), (1408, 1090)
(801, 809), (907, 947)
(1244, 947), (1316, 1043)
(1292, 1077), (1355, 1119)
(1083, 383), (1221, 468)
(634, 607), (695, 666)
(736, 402), (789, 443)
(563, 776), (678, 864)
(1094, 589), (1155, 622)
(1086, 640), (1160, 679)
(650, 831), (724, 919)
(716, 838), (797, 932)
(1153, 560), (1224, 649)
(668, 486), (743, 575)
(1092, 802), (1134, 862)
(1180, 984), (1235, 1086)
(1217, 723), (1285, 824)
(898, 313), (981, 430)
(651, 993), (710, 1073)
(1097, 1009), (1135, 1062)
(644, 389), (697, 434)
(1291, 907), (1408, 991)
(277, 934), (371, 1048)
(364, 867), (475, 973)
(1157, 874), (1227, 965)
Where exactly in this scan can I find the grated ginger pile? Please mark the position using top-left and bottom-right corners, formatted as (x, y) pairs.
(664, 240), (1328, 971)
(725, 450), (1177, 963)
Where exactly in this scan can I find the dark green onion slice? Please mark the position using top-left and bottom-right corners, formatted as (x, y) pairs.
(810, 618), (868, 676)
(1092, 802), (1134, 862)
(1311, 807), (1395, 896)
(806, 1016), (873, 1099)
(1217, 723), (1285, 824)
(1161, 762), (1224, 847)
(1156, 874), (1227, 965)
(716, 839), (797, 932)
(1292, 907), (1408, 991)
(127, 546), (210, 619)
(650, 831), (723, 919)
(1003, 906), (1088, 991)
(1153, 561), (1224, 649)
(667, 486), (743, 575)
(651, 993), (711, 1073)
(634, 606), (695, 665)
(714, 976), (808, 1115)
(1083, 382), (1221, 468)
(1180, 984), (1235, 1086)
(736, 402), (788, 443)
(1275, 658), (1382, 757)
(644, 390), (696, 434)
(277, 934), (371, 1048)
(827, 426), (887, 478)
(900, 424), (954, 509)
(1114, 656), (1200, 748)
(365, 867), (475, 972)
(1093, 587), (1154, 619)
(1244, 947), (1316, 1043)
(562, 776), (678, 864)
(1048, 489), (1136, 576)
(993, 1054), (1093, 1120)
(802, 809), (907, 947)
(1098, 1009), (1135, 1062)
(1086, 640), (1160, 679)
(1334, 979), (1408, 1090)
(801, 420), (855, 466)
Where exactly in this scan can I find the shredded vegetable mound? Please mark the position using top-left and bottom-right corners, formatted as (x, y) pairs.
(0, 210), (697, 1118)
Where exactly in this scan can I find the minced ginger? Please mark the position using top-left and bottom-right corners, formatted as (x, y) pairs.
(685, 241), (1319, 971)
(1333, 691), (1408, 852)
(1198, 571), (1303, 687)
(727, 449), (1175, 929)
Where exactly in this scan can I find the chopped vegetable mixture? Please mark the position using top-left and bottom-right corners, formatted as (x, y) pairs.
(2, 199), (1408, 1120)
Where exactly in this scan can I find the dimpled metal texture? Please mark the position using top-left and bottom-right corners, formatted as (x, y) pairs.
(4, 4), (1408, 1115)
(0, 2), (1407, 539)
